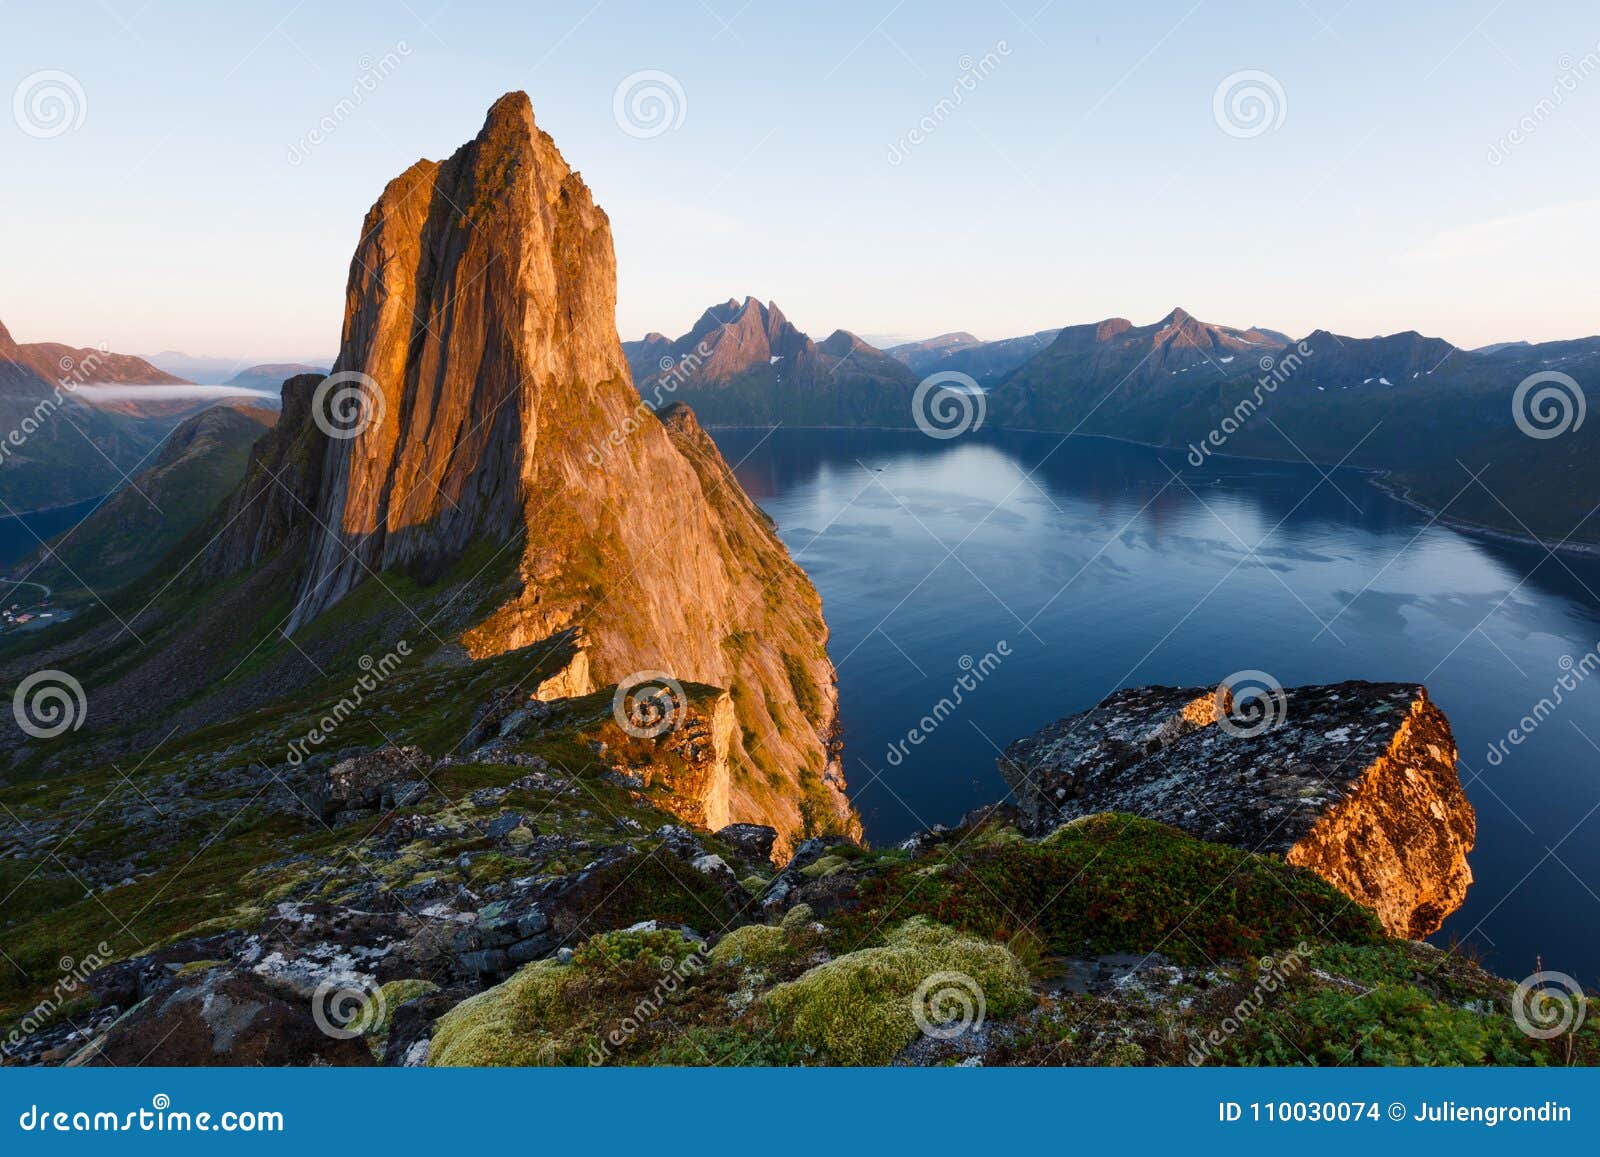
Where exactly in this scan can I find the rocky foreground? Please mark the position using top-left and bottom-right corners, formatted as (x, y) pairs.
(0, 666), (1591, 1068)
(999, 681), (1475, 938)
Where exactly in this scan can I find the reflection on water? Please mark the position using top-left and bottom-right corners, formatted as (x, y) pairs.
(714, 426), (1600, 980)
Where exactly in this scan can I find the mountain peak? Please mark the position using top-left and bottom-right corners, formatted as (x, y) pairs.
(1160, 306), (1194, 326)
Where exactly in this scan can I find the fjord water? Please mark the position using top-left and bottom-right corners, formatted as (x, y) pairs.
(714, 427), (1600, 980)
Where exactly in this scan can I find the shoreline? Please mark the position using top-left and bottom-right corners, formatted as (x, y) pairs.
(702, 420), (1600, 559)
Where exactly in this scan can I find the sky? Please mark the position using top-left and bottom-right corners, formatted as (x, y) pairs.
(2, 0), (1598, 359)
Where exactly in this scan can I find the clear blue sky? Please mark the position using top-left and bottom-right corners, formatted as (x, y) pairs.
(3, 0), (1598, 358)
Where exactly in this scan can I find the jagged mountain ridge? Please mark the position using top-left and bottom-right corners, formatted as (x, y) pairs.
(623, 296), (920, 427)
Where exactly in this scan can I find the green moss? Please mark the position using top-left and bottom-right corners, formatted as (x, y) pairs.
(761, 917), (1032, 1065)
(172, 959), (228, 978)
(842, 814), (1384, 965)
(429, 959), (571, 1066)
(1222, 984), (1549, 1066)
(799, 854), (848, 879)
(710, 924), (790, 968)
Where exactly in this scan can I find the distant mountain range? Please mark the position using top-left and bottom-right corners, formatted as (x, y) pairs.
(0, 319), (203, 511)
(627, 303), (1600, 547)
(886, 328), (1062, 384)
(143, 351), (336, 384)
(223, 363), (327, 392)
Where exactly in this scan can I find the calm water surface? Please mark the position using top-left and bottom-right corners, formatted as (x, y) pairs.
(714, 427), (1600, 981)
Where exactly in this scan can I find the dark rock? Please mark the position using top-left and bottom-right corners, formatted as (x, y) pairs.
(71, 970), (373, 1066)
(715, 822), (778, 864)
(308, 746), (430, 821)
(998, 680), (1475, 937)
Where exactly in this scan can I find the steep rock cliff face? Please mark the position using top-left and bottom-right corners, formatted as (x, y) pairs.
(269, 94), (853, 853)
(999, 681), (1475, 937)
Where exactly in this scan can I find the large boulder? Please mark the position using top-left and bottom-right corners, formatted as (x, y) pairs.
(998, 680), (1475, 938)
(70, 969), (373, 1066)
